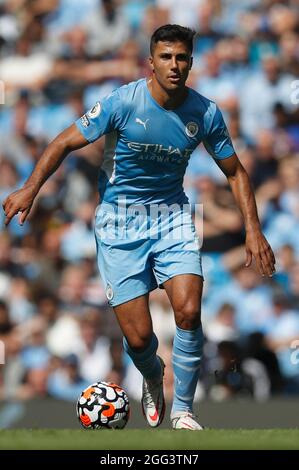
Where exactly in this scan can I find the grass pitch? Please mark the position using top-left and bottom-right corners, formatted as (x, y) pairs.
(0, 429), (298, 450)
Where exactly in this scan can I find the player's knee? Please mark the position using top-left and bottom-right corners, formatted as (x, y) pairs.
(175, 302), (201, 330)
(126, 332), (152, 352)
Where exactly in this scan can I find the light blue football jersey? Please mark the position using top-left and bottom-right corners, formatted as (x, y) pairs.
(75, 78), (234, 207)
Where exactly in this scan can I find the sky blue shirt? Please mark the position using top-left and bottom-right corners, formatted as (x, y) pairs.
(75, 78), (234, 207)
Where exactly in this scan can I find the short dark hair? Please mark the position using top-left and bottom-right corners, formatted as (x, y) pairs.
(150, 24), (195, 55)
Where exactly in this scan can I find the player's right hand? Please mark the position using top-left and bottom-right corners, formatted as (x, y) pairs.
(2, 186), (36, 226)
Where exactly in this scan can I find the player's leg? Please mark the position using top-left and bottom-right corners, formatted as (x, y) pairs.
(152, 205), (204, 429)
(113, 293), (157, 369)
(113, 294), (165, 427)
(94, 205), (165, 426)
(163, 274), (204, 430)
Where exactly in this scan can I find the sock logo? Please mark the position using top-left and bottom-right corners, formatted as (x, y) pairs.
(175, 377), (182, 386)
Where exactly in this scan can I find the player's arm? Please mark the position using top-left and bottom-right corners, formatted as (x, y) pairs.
(214, 153), (276, 277)
(2, 124), (88, 226)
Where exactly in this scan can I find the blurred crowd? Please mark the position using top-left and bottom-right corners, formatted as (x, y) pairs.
(1, 0), (299, 423)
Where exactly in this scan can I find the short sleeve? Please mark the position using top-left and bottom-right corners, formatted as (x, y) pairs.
(203, 105), (235, 160)
(75, 90), (122, 143)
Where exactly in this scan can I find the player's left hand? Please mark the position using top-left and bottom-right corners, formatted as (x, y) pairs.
(245, 229), (276, 277)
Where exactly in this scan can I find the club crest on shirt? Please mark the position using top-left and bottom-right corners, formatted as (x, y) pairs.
(106, 283), (114, 301)
(87, 101), (101, 119)
(185, 121), (199, 138)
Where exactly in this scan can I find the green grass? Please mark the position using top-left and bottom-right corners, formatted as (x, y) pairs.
(0, 429), (298, 450)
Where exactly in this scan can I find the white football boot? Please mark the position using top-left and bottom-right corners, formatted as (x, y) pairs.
(171, 411), (204, 430)
(141, 356), (165, 427)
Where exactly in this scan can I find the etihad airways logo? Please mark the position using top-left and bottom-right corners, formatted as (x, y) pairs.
(127, 141), (193, 159)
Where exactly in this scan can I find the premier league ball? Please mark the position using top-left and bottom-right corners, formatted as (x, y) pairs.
(77, 382), (130, 429)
